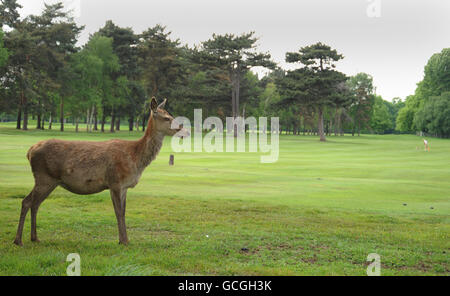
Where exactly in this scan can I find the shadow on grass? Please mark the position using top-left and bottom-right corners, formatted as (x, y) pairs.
(7, 194), (26, 199)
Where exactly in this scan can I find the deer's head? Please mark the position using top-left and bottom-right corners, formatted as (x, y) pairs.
(150, 97), (190, 138)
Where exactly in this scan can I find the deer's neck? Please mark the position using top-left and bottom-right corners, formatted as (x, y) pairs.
(136, 115), (164, 170)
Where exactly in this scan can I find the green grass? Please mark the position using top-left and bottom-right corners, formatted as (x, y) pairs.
(0, 121), (449, 276)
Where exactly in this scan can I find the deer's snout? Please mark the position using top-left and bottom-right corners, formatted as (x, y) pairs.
(177, 128), (190, 138)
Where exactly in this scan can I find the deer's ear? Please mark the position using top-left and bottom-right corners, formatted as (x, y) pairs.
(150, 97), (158, 112)
(158, 98), (167, 109)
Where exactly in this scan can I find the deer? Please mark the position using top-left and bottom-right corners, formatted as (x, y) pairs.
(13, 97), (189, 246)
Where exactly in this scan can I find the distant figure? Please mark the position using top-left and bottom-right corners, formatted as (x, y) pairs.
(423, 139), (430, 152)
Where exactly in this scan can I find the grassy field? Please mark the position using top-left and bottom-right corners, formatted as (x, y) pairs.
(0, 121), (449, 276)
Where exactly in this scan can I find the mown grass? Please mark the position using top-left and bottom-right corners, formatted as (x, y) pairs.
(0, 121), (449, 275)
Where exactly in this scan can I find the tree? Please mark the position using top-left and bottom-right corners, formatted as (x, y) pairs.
(347, 73), (375, 136)
(137, 25), (184, 130)
(414, 92), (450, 138)
(4, 27), (39, 131)
(166, 45), (232, 122)
(259, 81), (281, 117)
(0, 28), (10, 117)
(0, 0), (21, 29)
(68, 47), (103, 132)
(398, 48), (450, 136)
(138, 25), (182, 97)
(69, 34), (119, 133)
(396, 97), (416, 133)
(86, 34), (120, 132)
(1, 1), (82, 131)
(387, 97), (405, 131)
(278, 43), (347, 141)
(200, 32), (275, 136)
(370, 95), (393, 134)
(239, 71), (264, 119)
(98, 21), (141, 130)
(28, 3), (83, 131)
(419, 48), (450, 100)
(1, 0), (34, 130)
(125, 80), (146, 131)
(0, 29), (8, 67)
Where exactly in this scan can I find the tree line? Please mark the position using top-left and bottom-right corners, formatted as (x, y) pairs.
(0, 1), (448, 140)
(396, 48), (450, 138)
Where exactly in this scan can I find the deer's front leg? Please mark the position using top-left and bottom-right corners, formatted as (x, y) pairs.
(110, 188), (129, 245)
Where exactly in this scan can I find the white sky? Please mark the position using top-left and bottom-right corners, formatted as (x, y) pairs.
(17, 0), (450, 101)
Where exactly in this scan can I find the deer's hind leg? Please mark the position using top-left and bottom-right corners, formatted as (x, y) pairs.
(30, 180), (58, 242)
(14, 192), (33, 246)
(14, 176), (57, 246)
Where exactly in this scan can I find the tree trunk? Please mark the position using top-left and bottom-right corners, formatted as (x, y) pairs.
(231, 72), (236, 118)
(101, 111), (106, 132)
(93, 106), (98, 131)
(110, 109), (115, 133)
(36, 111), (41, 129)
(90, 106), (94, 132)
(336, 109), (344, 136)
(86, 109), (90, 132)
(16, 107), (22, 130)
(116, 117), (120, 131)
(22, 96), (28, 131)
(334, 109), (339, 136)
(75, 117), (79, 132)
(129, 116), (134, 131)
(86, 108), (92, 133)
(49, 114), (53, 130)
(231, 71), (236, 137)
(36, 99), (42, 129)
(60, 98), (64, 132)
(234, 70), (240, 138)
(41, 115), (45, 130)
(318, 107), (326, 142)
(85, 105), (94, 133)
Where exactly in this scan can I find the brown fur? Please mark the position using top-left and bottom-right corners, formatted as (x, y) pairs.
(14, 98), (189, 246)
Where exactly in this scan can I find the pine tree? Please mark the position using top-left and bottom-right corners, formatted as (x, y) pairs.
(200, 32), (275, 136)
(278, 43), (347, 141)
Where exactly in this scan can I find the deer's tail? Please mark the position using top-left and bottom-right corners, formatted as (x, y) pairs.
(27, 141), (45, 162)
(27, 146), (34, 162)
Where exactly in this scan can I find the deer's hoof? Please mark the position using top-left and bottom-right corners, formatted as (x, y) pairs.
(119, 240), (129, 246)
(31, 238), (41, 243)
(13, 240), (23, 247)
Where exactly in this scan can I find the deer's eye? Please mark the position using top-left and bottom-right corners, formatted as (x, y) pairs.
(164, 117), (171, 121)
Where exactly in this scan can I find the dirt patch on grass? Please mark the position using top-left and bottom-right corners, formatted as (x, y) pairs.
(300, 254), (319, 264)
(360, 260), (448, 274)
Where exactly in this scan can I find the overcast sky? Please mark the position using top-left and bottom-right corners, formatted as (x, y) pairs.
(17, 0), (450, 101)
